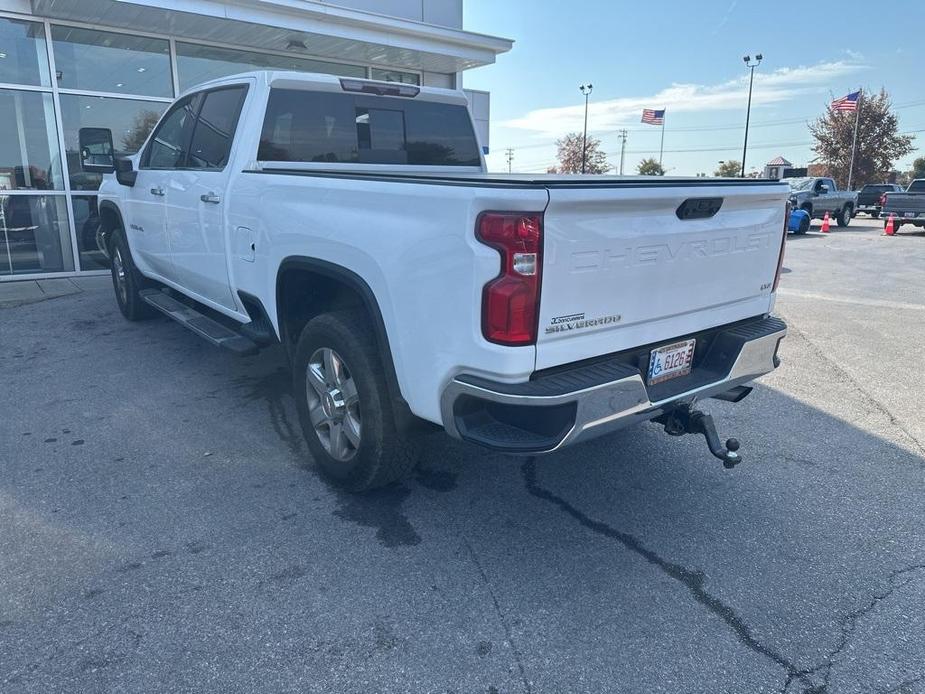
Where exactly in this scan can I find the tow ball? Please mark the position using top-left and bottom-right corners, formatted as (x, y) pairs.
(656, 404), (742, 469)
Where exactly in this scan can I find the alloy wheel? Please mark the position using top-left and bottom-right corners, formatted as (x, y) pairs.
(305, 347), (361, 462)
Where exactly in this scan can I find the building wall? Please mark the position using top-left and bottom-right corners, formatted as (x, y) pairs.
(318, 0), (462, 28)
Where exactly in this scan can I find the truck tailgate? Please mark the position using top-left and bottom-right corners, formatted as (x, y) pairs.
(884, 193), (925, 215)
(536, 182), (788, 370)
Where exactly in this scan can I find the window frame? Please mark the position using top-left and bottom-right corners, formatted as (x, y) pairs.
(140, 83), (249, 172)
(185, 84), (249, 171)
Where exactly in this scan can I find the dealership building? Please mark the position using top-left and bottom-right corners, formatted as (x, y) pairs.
(0, 0), (509, 280)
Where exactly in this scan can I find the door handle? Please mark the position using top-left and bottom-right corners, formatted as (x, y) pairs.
(150, 187), (165, 196)
(200, 192), (221, 204)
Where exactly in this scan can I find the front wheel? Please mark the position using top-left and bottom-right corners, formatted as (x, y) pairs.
(836, 206), (852, 227)
(293, 311), (419, 491)
(797, 216), (810, 234)
(110, 228), (156, 321)
(870, 210), (881, 219)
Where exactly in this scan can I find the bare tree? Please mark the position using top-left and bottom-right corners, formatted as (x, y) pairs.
(555, 132), (609, 174)
(121, 110), (163, 153)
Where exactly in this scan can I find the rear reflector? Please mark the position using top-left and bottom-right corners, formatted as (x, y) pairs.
(477, 212), (543, 346)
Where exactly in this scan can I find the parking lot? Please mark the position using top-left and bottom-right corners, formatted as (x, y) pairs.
(1, 215), (924, 694)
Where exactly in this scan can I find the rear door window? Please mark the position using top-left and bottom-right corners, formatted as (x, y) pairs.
(258, 88), (481, 166)
(187, 85), (248, 169)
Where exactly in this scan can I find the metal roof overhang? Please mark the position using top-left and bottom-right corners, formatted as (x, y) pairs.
(29, 0), (513, 73)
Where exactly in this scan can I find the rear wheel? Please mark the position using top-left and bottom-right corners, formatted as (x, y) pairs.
(870, 210), (881, 219)
(836, 205), (852, 227)
(293, 310), (419, 491)
(110, 228), (156, 321)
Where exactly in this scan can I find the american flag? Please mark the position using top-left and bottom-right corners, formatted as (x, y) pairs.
(641, 108), (665, 125)
(831, 91), (860, 112)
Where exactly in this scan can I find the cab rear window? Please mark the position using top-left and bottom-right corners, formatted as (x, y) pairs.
(258, 88), (481, 166)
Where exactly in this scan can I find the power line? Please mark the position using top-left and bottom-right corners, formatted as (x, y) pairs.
(501, 99), (925, 153)
(504, 147), (514, 173)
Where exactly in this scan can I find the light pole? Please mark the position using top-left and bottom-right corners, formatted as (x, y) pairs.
(580, 83), (593, 174)
(741, 54), (762, 177)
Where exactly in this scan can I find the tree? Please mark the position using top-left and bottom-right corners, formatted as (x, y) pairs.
(555, 132), (609, 174)
(714, 160), (742, 177)
(121, 110), (162, 153)
(809, 88), (914, 189)
(910, 156), (925, 180)
(636, 158), (665, 176)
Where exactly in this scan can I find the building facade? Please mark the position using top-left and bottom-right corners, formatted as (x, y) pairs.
(0, 0), (509, 280)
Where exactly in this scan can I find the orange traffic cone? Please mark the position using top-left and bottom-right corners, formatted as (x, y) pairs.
(884, 213), (896, 236)
(820, 211), (831, 233)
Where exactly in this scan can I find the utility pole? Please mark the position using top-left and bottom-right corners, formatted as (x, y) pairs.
(505, 147), (514, 173)
(618, 129), (628, 175)
(579, 84), (593, 174)
(741, 53), (763, 177)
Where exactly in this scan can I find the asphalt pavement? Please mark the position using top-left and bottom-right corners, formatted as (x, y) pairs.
(1, 215), (924, 694)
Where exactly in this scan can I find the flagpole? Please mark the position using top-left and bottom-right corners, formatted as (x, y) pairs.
(658, 109), (666, 168)
(847, 88), (862, 191)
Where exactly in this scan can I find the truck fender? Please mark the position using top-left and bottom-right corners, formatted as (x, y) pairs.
(275, 256), (418, 431)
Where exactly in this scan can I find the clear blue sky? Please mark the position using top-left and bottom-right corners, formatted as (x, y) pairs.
(462, 0), (924, 176)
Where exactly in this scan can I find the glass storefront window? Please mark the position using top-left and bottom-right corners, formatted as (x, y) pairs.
(369, 68), (420, 85)
(0, 194), (73, 275)
(0, 89), (62, 191)
(51, 25), (171, 97)
(176, 42), (365, 92)
(71, 195), (106, 271)
(0, 17), (51, 87)
(59, 94), (167, 190)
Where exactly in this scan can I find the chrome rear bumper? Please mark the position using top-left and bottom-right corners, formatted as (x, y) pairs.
(441, 316), (786, 454)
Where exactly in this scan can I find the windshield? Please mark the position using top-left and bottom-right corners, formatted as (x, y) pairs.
(908, 180), (925, 192)
(784, 177), (814, 191)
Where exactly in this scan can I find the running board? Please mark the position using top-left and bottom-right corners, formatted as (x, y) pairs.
(139, 289), (258, 356)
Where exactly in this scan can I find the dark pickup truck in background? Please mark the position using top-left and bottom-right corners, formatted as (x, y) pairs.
(856, 183), (904, 218)
(881, 179), (925, 232)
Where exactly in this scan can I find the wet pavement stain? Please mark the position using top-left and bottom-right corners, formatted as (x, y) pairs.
(333, 485), (421, 548)
(234, 366), (303, 460)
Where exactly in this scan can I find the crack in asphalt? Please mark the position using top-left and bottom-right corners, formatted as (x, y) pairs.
(793, 564), (925, 694)
(523, 458), (925, 694)
(521, 457), (814, 691)
(462, 537), (533, 694)
(782, 319), (925, 459)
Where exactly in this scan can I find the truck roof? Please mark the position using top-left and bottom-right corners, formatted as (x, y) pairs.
(177, 69), (469, 106)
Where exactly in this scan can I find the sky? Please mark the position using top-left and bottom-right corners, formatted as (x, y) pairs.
(461, 0), (925, 176)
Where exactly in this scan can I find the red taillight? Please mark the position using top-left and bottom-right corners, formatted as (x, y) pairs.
(477, 212), (543, 345)
(773, 201), (790, 292)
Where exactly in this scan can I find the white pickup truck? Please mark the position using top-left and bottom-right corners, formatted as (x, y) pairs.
(87, 71), (789, 491)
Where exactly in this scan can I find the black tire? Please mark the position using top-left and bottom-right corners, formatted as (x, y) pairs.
(801, 204), (813, 220)
(871, 210), (881, 219)
(110, 228), (157, 321)
(293, 310), (419, 491)
(797, 216), (810, 234)
(836, 205), (852, 227)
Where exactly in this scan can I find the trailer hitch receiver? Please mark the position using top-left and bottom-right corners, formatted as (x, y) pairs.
(657, 404), (742, 468)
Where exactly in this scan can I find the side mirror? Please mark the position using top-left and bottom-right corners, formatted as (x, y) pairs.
(115, 157), (137, 187)
(78, 127), (115, 173)
(816, 184), (829, 194)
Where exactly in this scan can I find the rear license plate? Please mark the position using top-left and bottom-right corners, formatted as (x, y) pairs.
(647, 339), (696, 386)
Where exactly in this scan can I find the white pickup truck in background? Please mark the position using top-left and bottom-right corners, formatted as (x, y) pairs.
(85, 71), (789, 491)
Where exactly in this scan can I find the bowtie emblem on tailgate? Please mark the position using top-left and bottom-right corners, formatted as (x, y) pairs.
(676, 197), (723, 220)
